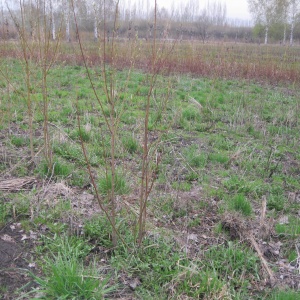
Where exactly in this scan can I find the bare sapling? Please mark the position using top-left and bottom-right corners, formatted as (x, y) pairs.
(0, 7), (11, 128)
(71, 0), (128, 248)
(35, 0), (62, 172)
(7, 1), (35, 161)
(137, 0), (175, 246)
(72, 0), (176, 249)
(8, 0), (62, 170)
(101, 0), (119, 248)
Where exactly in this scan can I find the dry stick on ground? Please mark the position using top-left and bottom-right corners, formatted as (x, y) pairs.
(188, 96), (203, 110)
(248, 234), (276, 286)
(0, 177), (37, 191)
(295, 243), (300, 275)
(259, 195), (268, 240)
(0, 146), (44, 178)
(222, 214), (276, 286)
(260, 195), (267, 227)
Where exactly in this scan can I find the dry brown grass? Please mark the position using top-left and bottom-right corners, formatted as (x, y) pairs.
(1, 40), (300, 86)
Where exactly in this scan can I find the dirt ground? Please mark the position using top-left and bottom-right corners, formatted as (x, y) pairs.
(1, 180), (300, 299)
(0, 223), (38, 300)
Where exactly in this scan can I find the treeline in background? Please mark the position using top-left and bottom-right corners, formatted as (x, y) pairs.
(0, 0), (299, 45)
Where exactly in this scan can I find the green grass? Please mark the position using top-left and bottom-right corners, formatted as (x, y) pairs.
(181, 106), (201, 121)
(184, 145), (207, 168)
(10, 135), (28, 147)
(33, 235), (115, 299)
(223, 175), (265, 197)
(287, 249), (297, 263)
(84, 216), (115, 248)
(204, 242), (260, 292)
(228, 193), (252, 216)
(122, 135), (139, 154)
(268, 289), (300, 300)
(98, 171), (129, 196)
(171, 181), (192, 191)
(41, 159), (73, 178)
(0, 55), (300, 299)
(208, 152), (229, 164)
(70, 128), (91, 142)
(176, 269), (228, 299)
(0, 201), (10, 227)
(111, 233), (185, 298)
(275, 217), (300, 237)
(53, 142), (84, 164)
(267, 194), (285, 211)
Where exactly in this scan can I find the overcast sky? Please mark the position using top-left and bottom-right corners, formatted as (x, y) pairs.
(152, 0), (252, 21)
(1, 0), (252, 22)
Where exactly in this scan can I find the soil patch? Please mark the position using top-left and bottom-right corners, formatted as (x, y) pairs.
(0, 224), (38, 300)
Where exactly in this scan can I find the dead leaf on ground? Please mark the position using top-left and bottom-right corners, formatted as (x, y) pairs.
(1, 234), (16, 243)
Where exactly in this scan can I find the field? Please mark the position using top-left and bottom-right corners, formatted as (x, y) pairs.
(1, 39), (300, 299)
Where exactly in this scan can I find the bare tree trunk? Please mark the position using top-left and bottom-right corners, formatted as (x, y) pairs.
(93, 2), (98, 41)
(65, 0), (70, 42)
(264, 25), (268, 44)
(50, 0), (56, 40)
(290, 21), (294, 46)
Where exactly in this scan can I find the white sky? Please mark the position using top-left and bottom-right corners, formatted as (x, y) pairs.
(1, 0), (252, 22)
(155, 0), (252, 21)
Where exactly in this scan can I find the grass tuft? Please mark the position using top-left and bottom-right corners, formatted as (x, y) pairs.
(98, 171), (129, 196)
(122, 135), (139, 154)
(33, 235), (115, 299)
(229, 194), (252, 216)
(269, 289), (300, 300)
(41, 160), (72, 178)
(10, 135), (28, 147)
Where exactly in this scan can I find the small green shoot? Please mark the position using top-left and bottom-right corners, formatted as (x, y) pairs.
(229, 194), (252, 216)
(98, 171), (129, 196)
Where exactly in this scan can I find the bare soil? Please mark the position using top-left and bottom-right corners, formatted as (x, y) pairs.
(0, 224), (38, 300)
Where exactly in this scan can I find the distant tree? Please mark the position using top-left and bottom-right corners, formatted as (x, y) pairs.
(196, 7), (211, 43)
(278, 0), (290, 44)
(158, 7), (169, 20)
(49, 0), (56, 40)
(273, 0), (300, 45)
(248, 0), (279, 44)
(179, 0), (199, 22)
(267, 0), (290, 42)
(194, 1), (227, 43)
(253, 23), (266, 40)
(208, 0), (227, 26)
(63, 0), (70, 42)
(269, 21), (285, 40)
(288, 0), (300, 45)
(93, 1), (99, 41)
